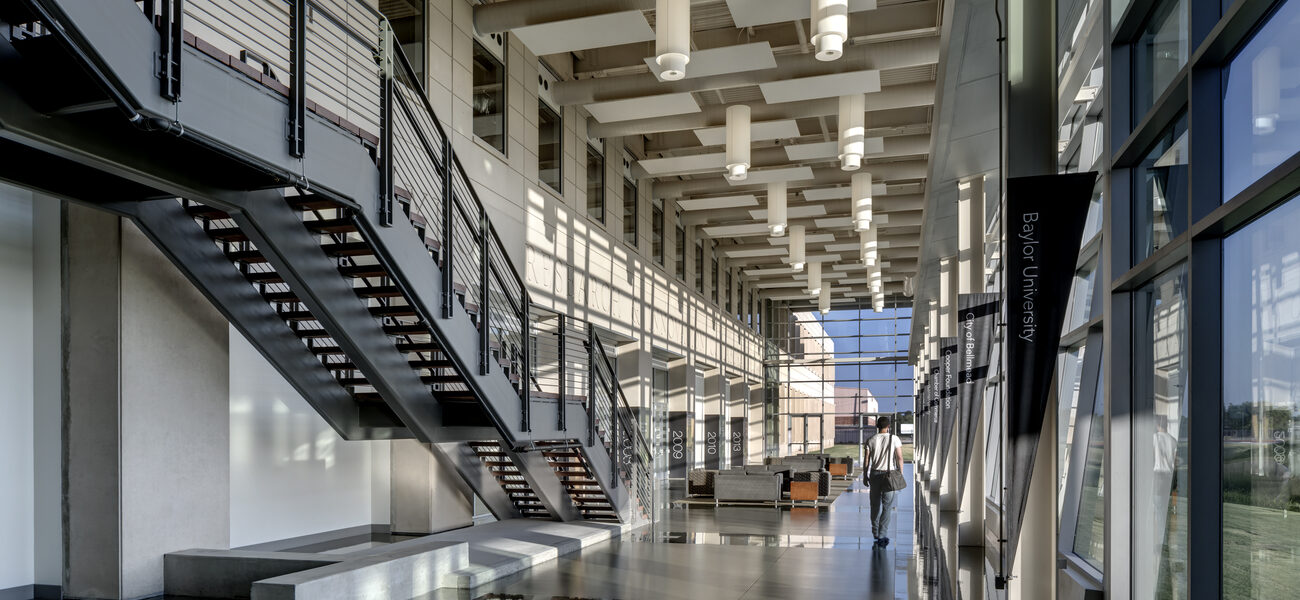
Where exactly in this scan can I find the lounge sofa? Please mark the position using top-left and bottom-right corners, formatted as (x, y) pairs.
(714, 470), (783, 505)
(687, 469), (717, 497)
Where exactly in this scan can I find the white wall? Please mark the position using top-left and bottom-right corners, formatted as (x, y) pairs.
(228, 328), (391, 547)
(0, 183), (34, 592)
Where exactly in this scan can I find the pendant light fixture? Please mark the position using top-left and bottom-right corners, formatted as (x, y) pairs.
(872, 295), (884, 313)
(838, 94), (865, 170)
(767, 181), (788, 236)
(655, 0), (691, 81)
(851, 172), (873, 230)
(789, 224), (806, 272)
(806, 261), (822, 296)
(819, 286), (831, 314)
(725, 105), (751, 181)
(861, 227), (878, 266)
(869, 268), (882, 293)
(810, 0), (848, 62)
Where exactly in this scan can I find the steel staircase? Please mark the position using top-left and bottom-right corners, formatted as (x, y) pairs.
(0, 0), (654, 525)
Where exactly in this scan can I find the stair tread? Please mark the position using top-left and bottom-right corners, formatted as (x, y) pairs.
(303, 218), (357, 234)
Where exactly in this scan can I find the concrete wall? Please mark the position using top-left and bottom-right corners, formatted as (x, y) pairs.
(229, 329), (392, 548)
(32, 195), (61, 588)
(0, 184), (34, 593)
(119, 222), (231, 599)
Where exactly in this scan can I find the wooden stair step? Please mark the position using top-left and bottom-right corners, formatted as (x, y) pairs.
(303, 218), (356, 234)
(263, 291), (299, 303)
(206, 227), (248, 242)
(339, 264), (389, 278)
(369, 305), (417, 318)
(186, 204), (229, 219)
(225, 250), (265, 263)
(383, 324), (431, 336)
(293, 328), (333, 339)
(273, 310), (318, 322)
(354, 285), (403, 298)
(321, 242), (374, 257)
(287, 195), (343, 212)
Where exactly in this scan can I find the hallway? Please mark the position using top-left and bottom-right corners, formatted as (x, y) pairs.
(427, 466), (918, 599)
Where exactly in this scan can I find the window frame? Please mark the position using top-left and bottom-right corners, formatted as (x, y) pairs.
(470, 38), (508, 157)
(586, 143), (605, 224)
(537, 97), (562, 195)
(623, 176), (638, 247)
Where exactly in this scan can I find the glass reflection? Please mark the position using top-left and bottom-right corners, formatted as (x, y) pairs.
(1133, 0), (1188, 119)
(1133, 114), (1188, 264)
(1223, 0), (1300, 200)
(1222, 194), (1300, 599)
(1072, 364), (1106, 569)
(1133, 263), (1189, 599)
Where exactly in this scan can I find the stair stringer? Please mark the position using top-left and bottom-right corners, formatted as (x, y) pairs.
(429, 441), (522, 521)
(126, 198), (411, 440)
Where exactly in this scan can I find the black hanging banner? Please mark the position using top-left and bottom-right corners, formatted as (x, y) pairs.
(730, 417), (746, 467)
(668, 411), (690, 478)
(956, 293), (999, 498)
(936, 337), (959, 481)
(1004, 172), (1097, 567)
(928, 362), (941, 468)
(704, 414), (721, 469)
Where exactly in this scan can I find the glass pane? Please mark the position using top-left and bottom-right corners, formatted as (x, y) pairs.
(1066, 257), (1098, 331)
(1073, 362), (1106, 568)
(538, 100), (561, 193)
(652, 199), (664, 264)
(1222, 0), (1300, 200)
(1222, 194), (1300, 599)
(675, 222), (686, 279)
(1057, 345), (1087, 518)
(471, 41), (506, 154)
(695, 240), (704, 293)
(1133, 262), (1189, 600)
(1133, 114), (1188, 264)
(623, 179), (637, 246)
(711, 252), (720, 303)
(1132, 0), (1188, 119)
(586, 145), (604, 222)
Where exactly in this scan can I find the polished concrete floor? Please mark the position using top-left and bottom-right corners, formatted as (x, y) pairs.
(426, 466), (922, 600)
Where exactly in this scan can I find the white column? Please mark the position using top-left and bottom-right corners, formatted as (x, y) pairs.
(957, 177), (987, 547)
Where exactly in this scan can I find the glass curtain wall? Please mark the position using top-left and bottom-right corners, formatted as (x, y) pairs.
(763, 300), (914, 461)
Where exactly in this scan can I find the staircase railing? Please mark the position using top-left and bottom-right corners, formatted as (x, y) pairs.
(162, 0), (652, 510)
(529, 305), (655, 521)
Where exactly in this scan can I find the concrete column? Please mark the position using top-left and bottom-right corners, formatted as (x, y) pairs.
(64, 206), (230, 599)
(747, 384), (764, 464)
(957, 177), (987, 547)
(390, 441), (473, 535)
(728, 379), (748, 467)
(1006, 0), (1058, 178)
(702, 368), (723, 468)
(617, 342), (650, 421)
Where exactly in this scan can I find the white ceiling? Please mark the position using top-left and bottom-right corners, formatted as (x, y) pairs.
(482, 0), (946, 308)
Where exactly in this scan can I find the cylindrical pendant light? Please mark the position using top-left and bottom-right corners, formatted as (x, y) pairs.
(810, 0), (848, 62)
(1253, 46), (1281, 135)
(869, 268), (882, 293)
(725, 105), (751, 181)
(861, 227), (878, 266)
(851, 172), (873, 230)
(767, 181), (787, 236)
(872, 295), (884, 313)
(818, 286), (831, 314)
(655, 0), (691, 81)
(789, 224), (806, 272)
(806, 261), (822, 296)
(838, 94), (865, 170)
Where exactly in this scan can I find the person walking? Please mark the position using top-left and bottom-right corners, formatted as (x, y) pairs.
(865, 416), (904, 547)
